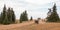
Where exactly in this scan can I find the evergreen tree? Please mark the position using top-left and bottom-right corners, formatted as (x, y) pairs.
(0, 5), (15, 24)
(11, 8), (15, 23)
(7, 7), (12, 24)
(20, 10), (28, 22)
(0, 5), (10, 24)
(47, 3), (59, 22)
(30, 16), (33, 21)
(24, 10), (28, 21)
(2, 5), (9, 24)
(0, 12), (3, 24)
(2, 12), (10, 25)
(20, 13), (23, 23)
(2, 5), (7, 23)
(7, 8), (15, 23)
(0, 14), (1, 23)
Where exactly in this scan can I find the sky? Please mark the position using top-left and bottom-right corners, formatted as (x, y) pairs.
(0, 0), (60, 19)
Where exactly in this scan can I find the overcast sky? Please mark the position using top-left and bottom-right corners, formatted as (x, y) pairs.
(0, 0), (60, 19)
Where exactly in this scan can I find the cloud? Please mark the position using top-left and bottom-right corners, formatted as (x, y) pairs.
(0, 0), (60, 19)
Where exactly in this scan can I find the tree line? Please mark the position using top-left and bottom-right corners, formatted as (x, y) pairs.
(0, 5), (33, 25)
(0, 3), (60, 25)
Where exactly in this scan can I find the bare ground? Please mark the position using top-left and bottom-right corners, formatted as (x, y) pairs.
(0, 20), (60, 30)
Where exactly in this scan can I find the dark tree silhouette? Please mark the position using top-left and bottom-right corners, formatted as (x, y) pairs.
(30, 16), (33, 21)
(11, 8), (15, 23)
(20, 10), (28, 23)
(47, 3), (59, 22)
(1, 5), (10, 24)
(7, 7), (12, 24)
(0, 5), (16, 25)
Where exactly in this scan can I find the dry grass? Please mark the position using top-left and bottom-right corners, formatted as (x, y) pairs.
(13, 23), (60, 30)
(0, 20), (60, 30)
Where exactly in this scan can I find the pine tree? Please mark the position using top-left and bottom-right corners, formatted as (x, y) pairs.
(20, 13), (23, 23)
(0, 5), (15, 24)
(23, 10), (28, 21)
(0, 12), (5, 24)
(2, 5), (9, 24)
(2, 5), (6, 22)
(0, 5), (10, 24)
(20, 10), (28, 22)
(11, 8), (15, 23)
(7, 7), (12, 24)
(3, 12), (10, 25)
(0, 14), (1, 23)
(0, 12), (3, 24)
(47, 3), (59, 22)
(30, 16), (33, 21)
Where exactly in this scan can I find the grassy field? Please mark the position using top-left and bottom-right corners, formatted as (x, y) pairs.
(0, 20), (60, 30)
